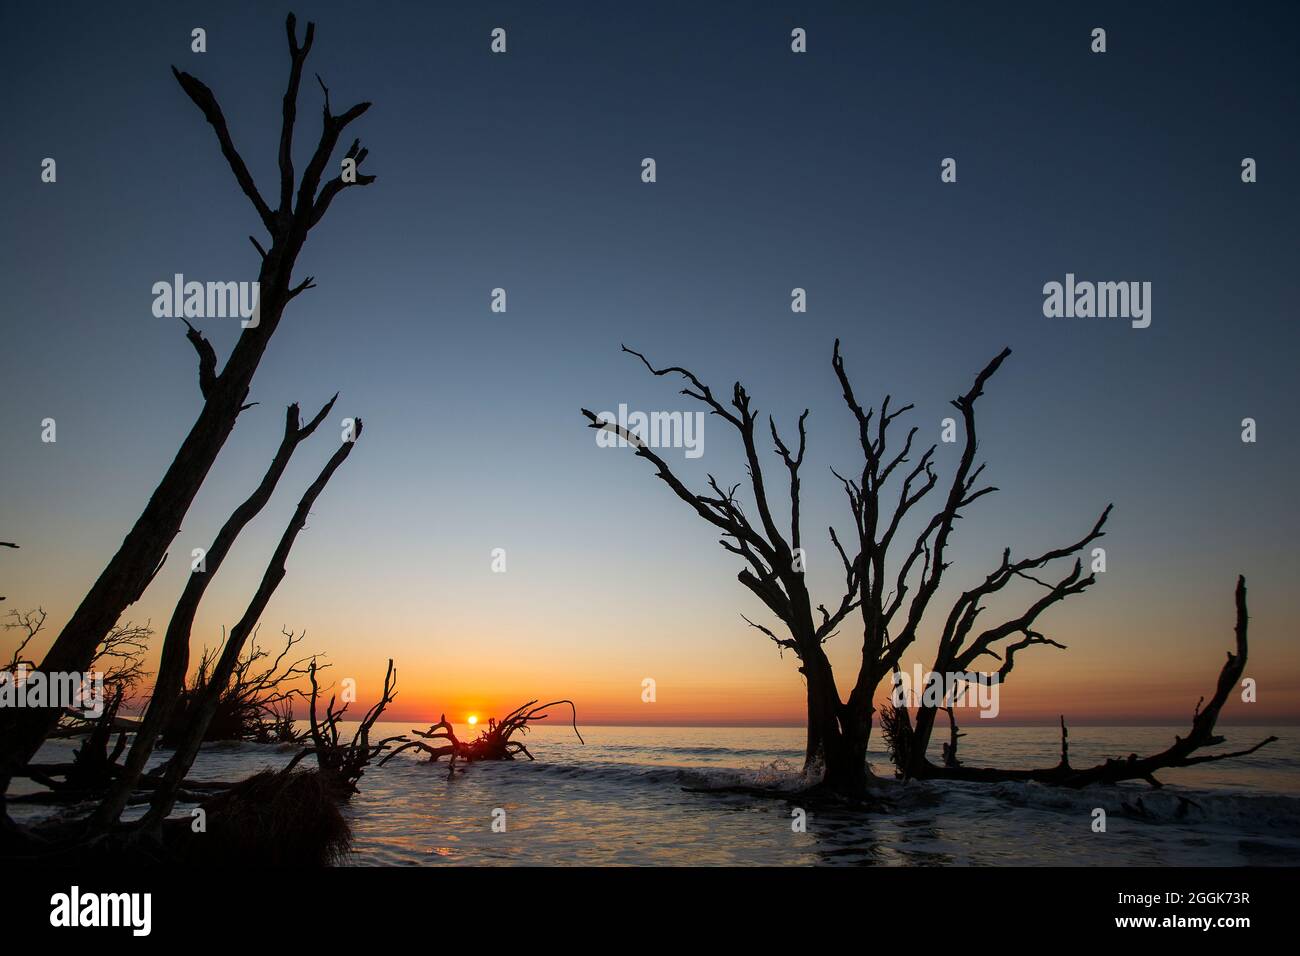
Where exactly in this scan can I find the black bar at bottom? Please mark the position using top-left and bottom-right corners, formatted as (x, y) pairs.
(5, 865), (1285, 941)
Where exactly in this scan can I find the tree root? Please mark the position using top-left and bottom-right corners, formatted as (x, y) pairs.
(2, 768), (350, 866)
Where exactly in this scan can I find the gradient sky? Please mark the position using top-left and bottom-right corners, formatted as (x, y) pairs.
(2, 1), (1297, 727)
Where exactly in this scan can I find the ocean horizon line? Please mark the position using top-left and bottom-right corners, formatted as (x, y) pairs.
(310, 718), (1300, 730)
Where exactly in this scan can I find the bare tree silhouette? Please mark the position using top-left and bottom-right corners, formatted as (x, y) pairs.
(138, 420), (364, 833)
(5, 617), (150, 799)
(93, 399), (336, 827)
(383, 700), (585, 778)
(283, 658), (406, 797)
(158, 630), (316, 746)
(582, 346), (866, 793)
(4, 610), (151, 725)
(583, 342), (1270, 799)
(883, 576), (1276, 786)
(3, 608), (47, 674)
(0, 12), (375, 794)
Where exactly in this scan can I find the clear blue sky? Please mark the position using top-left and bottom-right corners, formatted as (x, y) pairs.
(2, 1), (1297, 723)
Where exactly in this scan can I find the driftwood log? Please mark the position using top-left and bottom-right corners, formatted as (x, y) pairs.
(382, 700), (584, 778)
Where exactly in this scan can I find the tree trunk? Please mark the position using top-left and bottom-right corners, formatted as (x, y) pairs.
(0, 14), (375, 797)
(905, 701), (940, 778)
(0, 287), (285, 792)
(91, 401), (333, 829)
(140, 424), (361, 830)
(802, 646), (871, 798)
(823, 732), (869, 797)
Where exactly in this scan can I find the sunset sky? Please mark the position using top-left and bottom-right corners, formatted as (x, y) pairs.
(2, 1), (1297, 728)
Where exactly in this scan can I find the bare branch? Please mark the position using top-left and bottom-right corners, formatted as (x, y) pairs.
(171, 67), (276, 235)
(277, 13), (316, 216)
(310, 138), (377, 227)
(912, 577), (1277, 788)
(181, 319), (217, 399)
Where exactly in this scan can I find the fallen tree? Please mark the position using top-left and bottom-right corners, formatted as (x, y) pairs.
(16, 686), (128, 797)
(382, 700), (584, 778)
(882, 576), (1277, 788)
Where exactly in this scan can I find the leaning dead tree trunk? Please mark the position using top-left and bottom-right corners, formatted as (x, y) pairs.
(138, 420), (364, 832)
(93, 399), (335, 828)
(382, 700), (584, 778)
(0, 12), (375, 794)
(283, 658), (406, 797)
(885, 576), (1276, 787)
(583, 342), (1116, 799)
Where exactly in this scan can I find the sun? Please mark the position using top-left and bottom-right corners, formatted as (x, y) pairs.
(467, 715), (478, 726)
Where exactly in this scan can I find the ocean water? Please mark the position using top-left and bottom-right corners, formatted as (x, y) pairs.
(14, 723), (1300, 865)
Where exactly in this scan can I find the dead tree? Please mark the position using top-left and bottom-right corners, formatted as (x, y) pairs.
(4, 610), (151, 734)
(818, 343), (1116, 797)
(885, 576), (1276, 787)
(89, 621), (152, 701)
(588, 344), (1276, 799)
(582, 343), (1113, 798)
(260, 699), (302, 744)
(63, 687), (129, 792)
(138, 420), (364, 832)
(583, 347), (864, 792)
(159, 628), (317, 746)
(383, 700), (584, 778)
(16, 687), (129, 797)
(939, 706), (965, 769)
(3, 608), (46, 673)
(95, 399), (336, 827)
(882, 500), (1109, 780)
(382, 715), (461, 779)
(0, 12), (375, 794)
(283, 658), (406, 797)
(834, 336), (1108, 782)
